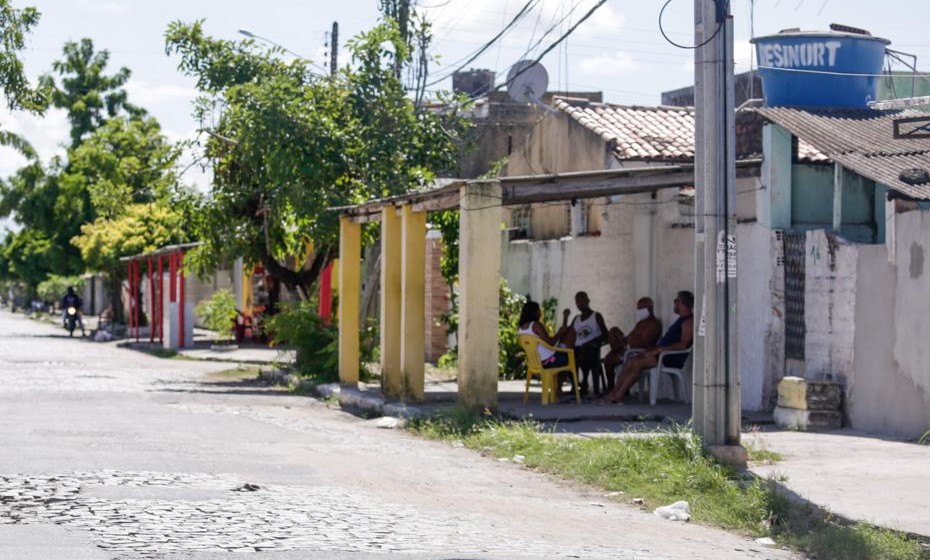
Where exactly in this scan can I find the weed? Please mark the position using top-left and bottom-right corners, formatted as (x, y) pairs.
(407, 416), (926, 560)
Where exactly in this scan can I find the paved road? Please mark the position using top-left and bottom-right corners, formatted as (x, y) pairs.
(0, 310), (796, 560)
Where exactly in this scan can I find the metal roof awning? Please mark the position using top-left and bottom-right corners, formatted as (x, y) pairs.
(119, 242), (202, 262)
(332, 162), (762, 221)
(756, 106), (930, 200)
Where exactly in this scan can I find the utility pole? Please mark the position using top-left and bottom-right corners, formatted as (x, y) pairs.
(330, 21), (339, 77)
(693, 0), (744, 465)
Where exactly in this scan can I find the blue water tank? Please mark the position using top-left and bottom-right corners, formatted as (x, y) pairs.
(751, 29), (890, 108)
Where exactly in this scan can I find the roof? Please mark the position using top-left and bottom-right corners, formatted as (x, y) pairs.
(756, 106), (930, 199)
(553, 96), (824, 163)
(332, 162), (763, 222)
(554, 97), (695, 162)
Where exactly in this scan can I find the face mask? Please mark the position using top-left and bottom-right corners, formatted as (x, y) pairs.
(635, 308), (650, 322)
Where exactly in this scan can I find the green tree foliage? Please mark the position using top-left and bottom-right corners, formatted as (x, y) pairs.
(1, 38), (160, 294)
(39, 38), (144, 147)
(164, 18), (468, 299)
(64, 117), (179, 219)
(35, 273), (83, 304)
(0, 0), (43, 111)
(0, 0), (45, 159)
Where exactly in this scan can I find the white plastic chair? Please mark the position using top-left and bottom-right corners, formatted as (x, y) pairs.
(638, 348), (692, 405)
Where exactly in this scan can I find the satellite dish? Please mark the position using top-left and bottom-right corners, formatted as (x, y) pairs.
(506, 60), (548, 104)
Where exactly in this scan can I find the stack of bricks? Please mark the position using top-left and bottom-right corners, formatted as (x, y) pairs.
(773, 376), (843, 431)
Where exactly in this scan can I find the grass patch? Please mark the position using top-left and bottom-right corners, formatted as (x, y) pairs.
(408, 410), (927, 560)
(746, 443), (782, 464)
(209, 365), (262, 379)
(144, 347), (180, 359)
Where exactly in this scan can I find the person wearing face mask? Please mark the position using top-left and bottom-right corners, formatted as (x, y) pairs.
(601, 297), (663, 391)
(598, 291), (694, 405)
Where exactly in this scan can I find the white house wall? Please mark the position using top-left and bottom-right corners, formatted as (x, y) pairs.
(803, 230), (858, 380)
(500, 193), (780, 411)
(798, 212), (930, 438)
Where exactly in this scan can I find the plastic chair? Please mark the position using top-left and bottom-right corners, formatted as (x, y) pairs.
(638, 348), (692, 405)
(518, 334), (581, 405)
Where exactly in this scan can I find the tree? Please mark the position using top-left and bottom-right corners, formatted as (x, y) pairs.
(65, 116), (190, 321)
(64, 116), (179, 219)
(38, 38), (144, 148)
(72, 203), (187, 322)
(0, 37), (151, 293)
(0, 0), (45, 159)
(164, 19), (468, 299)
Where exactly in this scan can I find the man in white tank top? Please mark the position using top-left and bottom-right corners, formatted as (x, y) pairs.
(564, 291), (608, 396)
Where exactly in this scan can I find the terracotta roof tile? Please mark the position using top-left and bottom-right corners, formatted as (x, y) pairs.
(554, 96), (788, 163)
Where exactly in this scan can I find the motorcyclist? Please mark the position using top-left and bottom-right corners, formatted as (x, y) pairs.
(61, 286), (86, 337)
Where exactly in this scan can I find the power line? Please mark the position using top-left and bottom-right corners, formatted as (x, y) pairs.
(498, 0), (607, 96)
(425, 0), (541, 87)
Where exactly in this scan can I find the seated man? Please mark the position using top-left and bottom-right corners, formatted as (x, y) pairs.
(599, 290), (694, 405)
(563, 291), (609, 396)
(601, 297), (663, 389)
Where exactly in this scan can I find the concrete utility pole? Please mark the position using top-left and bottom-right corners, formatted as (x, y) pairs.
(330, 21), (338, 77)
(692, 0), (744, 464)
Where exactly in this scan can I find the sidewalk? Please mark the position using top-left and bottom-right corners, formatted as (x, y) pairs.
(167, 343), (930, 540)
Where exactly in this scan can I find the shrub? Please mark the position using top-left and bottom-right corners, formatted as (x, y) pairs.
(265, 299), (377, 381)
(36, 275), (85, 306)
(194, 289), (237, 341)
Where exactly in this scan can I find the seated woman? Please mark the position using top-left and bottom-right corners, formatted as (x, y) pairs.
(517, 300), (576, 389)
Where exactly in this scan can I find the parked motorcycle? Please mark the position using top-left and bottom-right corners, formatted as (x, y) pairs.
(64, 306), (80, 337)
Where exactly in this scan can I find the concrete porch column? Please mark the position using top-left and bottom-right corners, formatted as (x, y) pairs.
(380, 206), (403, 398)
(400, 204), (427, 401)
(338, 216), (361, 384)
(457, 180), (502, 409)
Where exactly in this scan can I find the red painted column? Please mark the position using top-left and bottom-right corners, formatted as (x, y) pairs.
(130, 260), (139, 341)
(178, 251), (186, 348)
(148, 258), (154, 343)
(319, 261), (333, 325)
(126, 261), (132, 339)
(157, 256), (164, 344)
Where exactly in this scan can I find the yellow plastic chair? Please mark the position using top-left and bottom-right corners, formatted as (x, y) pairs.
(518, 334), (581, 405)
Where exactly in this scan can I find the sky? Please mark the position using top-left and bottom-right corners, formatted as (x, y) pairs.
(1, 0), (928, 213)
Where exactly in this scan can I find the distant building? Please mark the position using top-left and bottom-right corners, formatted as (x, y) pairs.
(661, 70), (763, 108)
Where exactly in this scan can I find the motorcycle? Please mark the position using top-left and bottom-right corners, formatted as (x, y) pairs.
(64, 306), (80, 337)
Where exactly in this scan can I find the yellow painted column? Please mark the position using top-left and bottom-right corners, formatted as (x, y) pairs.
(458, 180), (502, 409)
(400, 204), (426, 401)
(338, 216), (361, 384)
(380, 206), (403, 398)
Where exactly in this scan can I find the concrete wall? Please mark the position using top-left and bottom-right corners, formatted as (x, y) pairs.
(188, 268), (236, 328)
(797, 212), (930, 438)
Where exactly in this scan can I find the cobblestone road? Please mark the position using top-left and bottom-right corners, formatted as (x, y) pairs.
(0, 311), (798, 559)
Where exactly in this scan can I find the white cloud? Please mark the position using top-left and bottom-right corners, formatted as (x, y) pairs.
(77, 0), (127, 14)
(734, 38), (755, 73)
(0, 107), (69, 177)
(125, 81), (198, 107)
(573, 4), (626, 38)
(579, 51), (639, 77)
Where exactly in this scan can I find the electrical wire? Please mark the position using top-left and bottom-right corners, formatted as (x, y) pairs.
(499, 0), (607, 96)
(658, 0), (723, 50)
(425, 0), (541, 88)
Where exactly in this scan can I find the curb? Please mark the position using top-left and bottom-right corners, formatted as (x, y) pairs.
(315, 383), (428, 419)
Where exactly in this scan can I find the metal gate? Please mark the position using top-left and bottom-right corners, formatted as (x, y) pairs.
(782, 231), (806, 360)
